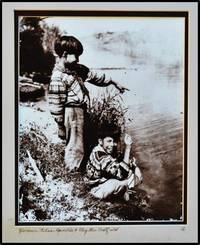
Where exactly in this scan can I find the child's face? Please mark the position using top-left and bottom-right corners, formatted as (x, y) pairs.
(99, 136), (115, 154)
(59, 53), (79, 68)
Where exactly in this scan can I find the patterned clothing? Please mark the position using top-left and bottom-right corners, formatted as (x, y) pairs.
(85, 145), (142, 199)
(48, 63), (113, 123)
(86, 145), (132, 185)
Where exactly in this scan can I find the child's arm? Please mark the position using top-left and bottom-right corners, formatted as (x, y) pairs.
(123, 134), (133, 164)
(96, 134), (134, 180)
(85, 70), (129, 93)
(116, 134), (133, 179)
(112, 80), (130, 94)
(48, 70), (67, 126)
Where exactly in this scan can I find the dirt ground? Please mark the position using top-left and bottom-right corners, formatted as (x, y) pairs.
(18, 101), (151, 222)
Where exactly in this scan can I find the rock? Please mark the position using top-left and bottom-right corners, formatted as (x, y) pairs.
(20, 82), (45, 102)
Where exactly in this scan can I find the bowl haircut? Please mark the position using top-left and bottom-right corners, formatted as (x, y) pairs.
(54, 36), (84, 58)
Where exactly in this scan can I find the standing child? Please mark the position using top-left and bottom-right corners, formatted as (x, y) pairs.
(48, 35), (128, 171)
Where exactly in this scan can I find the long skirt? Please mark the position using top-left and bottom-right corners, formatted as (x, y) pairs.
(64, 107), (84, 170)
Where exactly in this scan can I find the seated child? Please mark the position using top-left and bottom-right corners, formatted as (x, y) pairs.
(85, 132), (143, 200)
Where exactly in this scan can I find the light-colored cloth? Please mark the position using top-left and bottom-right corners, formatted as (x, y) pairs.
(90, 173), (135, 199)
(90, 179), (127, 199)
(64, 107), (84, 170)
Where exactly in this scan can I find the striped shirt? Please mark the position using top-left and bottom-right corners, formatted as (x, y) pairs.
(48, 63), (113, 123)
(86, 145), (131, 184)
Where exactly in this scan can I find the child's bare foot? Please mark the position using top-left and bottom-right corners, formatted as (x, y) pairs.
(123, 190), (130, 201)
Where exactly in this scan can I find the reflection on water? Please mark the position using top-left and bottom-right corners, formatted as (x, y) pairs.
(123, 64), (184, 220)
(127, 105), (184, 220)
(155, 62), (183, 83)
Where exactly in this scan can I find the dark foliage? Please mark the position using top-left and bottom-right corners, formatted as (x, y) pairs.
(19, 17), (55, 77)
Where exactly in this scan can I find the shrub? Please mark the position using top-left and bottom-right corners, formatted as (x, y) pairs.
(83, 87), (128, 162)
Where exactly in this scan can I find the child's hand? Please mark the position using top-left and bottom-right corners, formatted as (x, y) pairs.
(116, 84), (130, 94)
(55, 117), (64, 124)
(124, 133), (133, 146)
(58, 125), (66, 140)
(62, 74), (74, 85)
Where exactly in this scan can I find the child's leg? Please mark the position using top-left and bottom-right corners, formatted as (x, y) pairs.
(126, 170), (142, 190)
(135, 167), (143, 184)
(64, 107), (84, 170)
(130, 157), (143, 184)
(90, 179), (128, 199)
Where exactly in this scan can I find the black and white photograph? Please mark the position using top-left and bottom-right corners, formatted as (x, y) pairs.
(16, 11), (187, 224)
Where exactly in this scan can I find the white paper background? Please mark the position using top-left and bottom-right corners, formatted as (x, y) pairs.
(2, 2), (198, 243)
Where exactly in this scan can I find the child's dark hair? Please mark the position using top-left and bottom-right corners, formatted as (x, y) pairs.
(97, 127), (120, 142)
(54, 35), (83, 58)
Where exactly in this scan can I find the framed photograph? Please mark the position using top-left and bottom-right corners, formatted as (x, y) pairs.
(2, 2), (198, 243)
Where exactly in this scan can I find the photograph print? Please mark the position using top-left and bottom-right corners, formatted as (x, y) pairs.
(16, 11), (187, 224)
